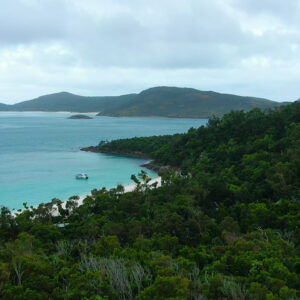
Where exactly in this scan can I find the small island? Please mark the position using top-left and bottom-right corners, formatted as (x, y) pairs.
(68, 114), (93, 119)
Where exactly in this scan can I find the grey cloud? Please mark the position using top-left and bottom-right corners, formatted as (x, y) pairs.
(232, 0), (300, 21)
(0, 0), (299, 103)
(0, 0), (67, 45)
(61, 1), (248, 68)
(62, 0), (299, 69)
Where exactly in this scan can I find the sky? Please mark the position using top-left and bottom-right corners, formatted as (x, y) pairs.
(0, 0), (299, 104)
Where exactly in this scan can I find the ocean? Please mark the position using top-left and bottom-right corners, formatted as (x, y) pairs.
(0, 112), (207, 209)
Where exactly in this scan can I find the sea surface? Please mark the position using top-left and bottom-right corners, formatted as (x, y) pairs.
(0, 112), (207, 209)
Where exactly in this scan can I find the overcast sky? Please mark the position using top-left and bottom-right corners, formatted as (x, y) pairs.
(0, 0), (299, 104)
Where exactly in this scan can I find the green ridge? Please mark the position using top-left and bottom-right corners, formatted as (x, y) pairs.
(0, 87), (288, 117)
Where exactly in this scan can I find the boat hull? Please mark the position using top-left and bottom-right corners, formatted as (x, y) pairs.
(75, 173), (89, 179)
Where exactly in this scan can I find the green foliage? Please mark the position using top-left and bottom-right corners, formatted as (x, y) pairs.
(137, 275), (190, 299)
(0, 102), (299, 299)
(94, 235), (120, 256)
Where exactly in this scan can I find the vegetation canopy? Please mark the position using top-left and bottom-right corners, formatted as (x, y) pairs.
(0, 102), (299, 299)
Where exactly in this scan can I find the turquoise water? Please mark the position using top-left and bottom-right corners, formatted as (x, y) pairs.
(0, 112), (207, 209)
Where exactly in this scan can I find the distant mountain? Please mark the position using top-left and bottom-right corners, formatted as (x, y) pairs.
(0, 103), (9, 110)
(0, 87), (287, 118)
(97, 87), (284, 118)
(0, 92), (136, 113)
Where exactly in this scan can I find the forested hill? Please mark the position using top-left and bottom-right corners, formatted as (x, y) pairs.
(91, 101), (300, 171)
(97, 86), (283, 118)
(0, 103), (9, 110)
(0, 103), (299, 299)
(0, 92), (136, 112)
(0, 87), (285, 117)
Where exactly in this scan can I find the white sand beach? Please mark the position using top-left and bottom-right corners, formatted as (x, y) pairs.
(20, 176), (162, 218)
(12, 176), (162, 218)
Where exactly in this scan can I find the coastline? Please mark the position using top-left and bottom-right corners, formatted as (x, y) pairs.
(80, 146), (151, 159)
(13, 176), (162, 217)
(81, 147), (180, 174)
(73, 176), (161, 205)
(10, 147), (161, 217)
(0, 111), (208, 119)
(96, 113), (208, 119)
(0, 111), (100, 113)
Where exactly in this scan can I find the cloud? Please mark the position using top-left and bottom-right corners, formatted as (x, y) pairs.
(0, 0), (67, 45)
(231, 0), (300, 21)
(0, 0), (299, 103)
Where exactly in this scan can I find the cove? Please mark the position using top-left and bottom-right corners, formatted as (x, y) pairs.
(0, 112), (207, 209)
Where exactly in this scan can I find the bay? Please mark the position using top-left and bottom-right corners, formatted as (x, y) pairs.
(0, 112), (207, 209)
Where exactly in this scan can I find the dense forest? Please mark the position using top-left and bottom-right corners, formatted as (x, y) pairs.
(0, 102), (299, 299)
(0, 87), (283, 118)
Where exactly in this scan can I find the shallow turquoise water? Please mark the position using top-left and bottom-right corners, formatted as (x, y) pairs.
(0, 112), (207, 209)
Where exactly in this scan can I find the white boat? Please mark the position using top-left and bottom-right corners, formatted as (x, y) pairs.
(76, 173), (88, 179)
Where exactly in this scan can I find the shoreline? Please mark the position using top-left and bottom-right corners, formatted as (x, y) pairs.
(10, 149), (160, 216)
(81, 147), (180, 174)
(67, 176), (161, 207)
(12, 176), (162, 217)
(0, 111), (99, 114)
(0, 111), (208, 119)
(81, 146), (151, 159)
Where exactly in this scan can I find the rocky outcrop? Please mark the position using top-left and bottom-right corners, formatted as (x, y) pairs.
(68, 114), (93, 119)
(80, 146), (98, 152)
(141, 161), (180, 175)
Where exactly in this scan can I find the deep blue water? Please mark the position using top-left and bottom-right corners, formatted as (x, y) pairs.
(0, 112), (207, 209)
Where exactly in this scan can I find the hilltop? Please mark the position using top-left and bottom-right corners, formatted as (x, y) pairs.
(0, 92), (135, 113)
(0, 87), (287, 118)
(97, 86), (284, 118)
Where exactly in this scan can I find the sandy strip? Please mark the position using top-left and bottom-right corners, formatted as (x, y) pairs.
(51, 176), (161, 217)
(123, 176), (162, 192)
(14, 176), (162, 217)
